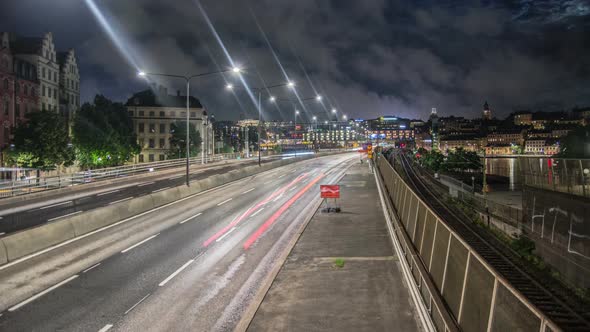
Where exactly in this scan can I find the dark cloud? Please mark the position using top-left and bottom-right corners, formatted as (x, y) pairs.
(1, 0), (589, 121)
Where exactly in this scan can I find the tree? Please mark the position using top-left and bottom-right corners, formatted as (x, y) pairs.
(445, 148), (482, 172)
(8, 110), (74, 171)
(556, 126), (590, 158)
(167, 121), (202, 158)
(421, 150), (445, 172)
(73, 95), (140, 168)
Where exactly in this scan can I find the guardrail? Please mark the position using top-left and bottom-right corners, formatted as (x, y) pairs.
(376, 156), (560, 332)
(0, 153), (243, 198)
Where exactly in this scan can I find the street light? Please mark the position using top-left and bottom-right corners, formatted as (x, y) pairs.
(269, 96), (276, 102)
(315, 95), (322, 101)
(138, 66), (241, 186)
(343, 115), (347, 120)
(331, 108), (337, 114)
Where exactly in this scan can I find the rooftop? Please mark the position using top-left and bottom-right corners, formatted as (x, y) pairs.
(125, 89), (203, 109)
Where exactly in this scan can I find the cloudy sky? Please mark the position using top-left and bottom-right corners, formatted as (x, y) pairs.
(1, 0), (590, 121)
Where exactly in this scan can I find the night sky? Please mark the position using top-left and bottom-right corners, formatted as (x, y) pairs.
(1, 0), (589, 121)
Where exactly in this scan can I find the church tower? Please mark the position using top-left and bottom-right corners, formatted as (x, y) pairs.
(483, 101), (492, 120)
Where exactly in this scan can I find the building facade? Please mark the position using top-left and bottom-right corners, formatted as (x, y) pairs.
(126, 89), (210, 163)
(58, 49), (80, 131)
(439, 134), (482, 153)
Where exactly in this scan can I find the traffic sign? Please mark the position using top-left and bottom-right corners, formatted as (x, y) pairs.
(320, 185), (340, 198)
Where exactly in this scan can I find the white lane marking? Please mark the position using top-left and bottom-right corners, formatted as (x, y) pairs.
(263, 180), (273, 185)
(40, 201), (72, 210)
(250, 208), (265, 218)
(124, 293), (151, 315)
(179, 212), (202, 224)
(216, 227), (237, 243)
(289, 186), (297, 192)
(159, 259), (194, 287)
(278, 174), (285, 178)
(121, 233), (160, 253)
(83, 263), (101, 273)
(169, 175), (183, 180)
(97, 190), (120, 196)
(137, 182), (155, 187)
(242, 188), (255, 194)
(272, 193), (284, 202)
(47, 210), (82, 222)
(98, 324), (113, 332)
(109, 197), (133, 205)
(8, 275), (78, 311)
(217, 198), (233, 206)
(152, 187), (170, 193)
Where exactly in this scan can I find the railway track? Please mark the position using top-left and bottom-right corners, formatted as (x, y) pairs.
(394, 153), (590, 331)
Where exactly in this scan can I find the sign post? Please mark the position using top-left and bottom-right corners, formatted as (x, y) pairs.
(320, 184), (341, 213)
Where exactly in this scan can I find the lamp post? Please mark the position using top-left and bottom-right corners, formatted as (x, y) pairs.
(138, 67), (240, 186)
(226, 81), (295, 166)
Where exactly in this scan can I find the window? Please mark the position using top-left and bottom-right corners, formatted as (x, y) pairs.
(54, 88), (57, 99)
(139, 111), (144, 117)
(42, 85), (46, 97)
(128, 111), (134, 117)
(3, 101), (8, 115)
(149, 139), (155, 148)
(148, 154), (155, 162)
(149, 111), (155, 117)
(15, 83), (19, 94)
(42, 102), (46, 111)
(149, 123), (155, 133)
(159, 123), (166, 133)
(159, 111), (165, 117)
(180, 111), (186, 117)
(159, 138), (165, 148)
(138, 123), (144, 133)
(3, 78), (7, 90)
(48, 87), (52, 98)
(24, 85), (28, 96)
(139, 154), (144, 163)
(31, 87), (35, 97)
(170, 111), (175, 117)
(15, 104), (20, 118)
(42, 67), (46, 78)
(159, 154), (165, 161)
(139, 139), (144, 147)
(190, 112), (196, 118)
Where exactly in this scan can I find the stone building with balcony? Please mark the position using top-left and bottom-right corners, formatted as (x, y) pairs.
(126, 88), (211, 163)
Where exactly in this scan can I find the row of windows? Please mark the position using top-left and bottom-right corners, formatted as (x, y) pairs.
(138, 123), (172, 134)
(138, 154), (166, 163)
(42, 84), (58, 100)
(138, 138), (168, 149)
(41, 67), (58, 83)
(2, 79), (37, 97)
(130, 110), (196, 118)
(2, 100), (32, 118)
(64, 77), (79, 91)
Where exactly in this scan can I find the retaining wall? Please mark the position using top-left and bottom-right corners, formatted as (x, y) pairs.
(376, 157), (558, 332)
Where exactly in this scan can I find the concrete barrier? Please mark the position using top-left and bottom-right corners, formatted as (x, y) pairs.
(0, 153), (349, 265)
(2, 218), (76, 261)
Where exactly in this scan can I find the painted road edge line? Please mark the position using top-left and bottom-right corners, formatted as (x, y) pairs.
(47, 210), (83, 222)
(83, 263), (101, 273)
(242, 188), (255, 194)
(109, 197), (133, 205)
(159, 259), (194, 287)
(97, 324), (113, 332)
(8, 275), (79, 312)
(121, 233), (160, 253)
(124, 293), (151, 315)
(179, 212), (202, 224)
(97, 190), (119, 196)
(40, 201), (72, 210)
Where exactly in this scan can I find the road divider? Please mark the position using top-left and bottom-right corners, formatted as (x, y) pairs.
(0, 152), (348, 267)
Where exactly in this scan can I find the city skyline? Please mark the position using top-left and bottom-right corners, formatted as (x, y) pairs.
(1, 1), (589, 121)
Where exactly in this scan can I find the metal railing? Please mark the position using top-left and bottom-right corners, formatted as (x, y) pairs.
(0, 153), (243, 198)
(520, 157), (590, 198)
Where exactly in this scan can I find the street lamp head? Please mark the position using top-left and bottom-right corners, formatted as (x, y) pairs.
(269, 96), (276, 102)
(312, 116), (317, 120)
(316, 95), (322, 101)
(232, 66), (241, 73)
(343, 115), (347, 120)
(226, 84), (234, 90)
(331, 108), (337, 113)
(138, 71), (146, 77)
(287, 81), (295, 88)
(324, 120), (328, 124)
(295, 110), (300, 115)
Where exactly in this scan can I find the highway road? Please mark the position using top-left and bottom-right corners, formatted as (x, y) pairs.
(0, 153), (357, 331)
(0, 156), (283, 236)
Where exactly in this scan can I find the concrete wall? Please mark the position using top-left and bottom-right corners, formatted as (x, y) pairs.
(522, 185), (590, 289)
(376, 157), (558, 332)
(0, 153), (336, 266)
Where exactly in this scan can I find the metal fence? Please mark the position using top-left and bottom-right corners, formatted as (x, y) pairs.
(376, 157), (559, 332)
(519, 157), (590, 198)
(0, 153), (242, 198)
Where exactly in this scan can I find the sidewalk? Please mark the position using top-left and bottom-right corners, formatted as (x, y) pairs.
(248, 162), (421, 331)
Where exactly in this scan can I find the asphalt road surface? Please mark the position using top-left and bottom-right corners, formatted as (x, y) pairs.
(0, 157), (282, 236)
(0, 153), (357, 331)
